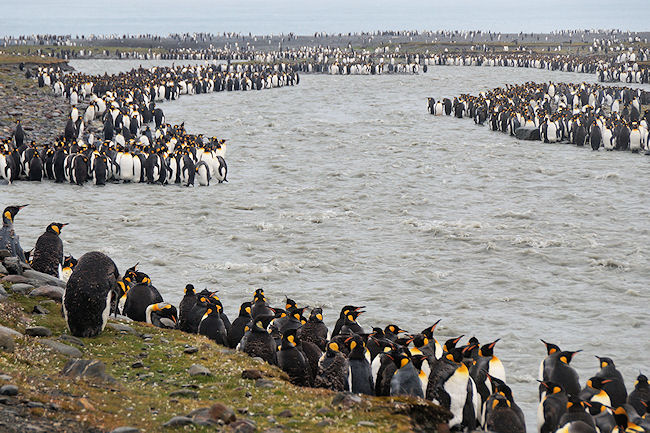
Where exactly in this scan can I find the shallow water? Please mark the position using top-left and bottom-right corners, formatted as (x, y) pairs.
(5, 61), (650, 429)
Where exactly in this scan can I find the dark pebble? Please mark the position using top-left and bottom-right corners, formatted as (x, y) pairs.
(131, 361), (144, 369)
(183, 346), (198, 354)
(242, 369), (263, 380)
(0, 385), (18, 396)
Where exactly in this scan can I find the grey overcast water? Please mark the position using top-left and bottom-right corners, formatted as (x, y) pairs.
(4, 60), (650, 430)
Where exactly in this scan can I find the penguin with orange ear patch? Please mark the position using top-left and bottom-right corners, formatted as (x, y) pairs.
(548, 351), (582, 397)
(198, 301), (228, 345)
(595, 356), (627, 407)
(145, 302), (178, 329)
(31, 223), (67, 277)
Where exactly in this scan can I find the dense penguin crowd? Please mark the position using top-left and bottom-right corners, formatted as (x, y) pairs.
(2, 208), (648, 433)
(429, 82), (650, 153)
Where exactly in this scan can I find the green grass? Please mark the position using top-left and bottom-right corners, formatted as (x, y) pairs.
(1, 45), (167, 58)
(0, 54), (67, 65)
(0, 288), (446, 432)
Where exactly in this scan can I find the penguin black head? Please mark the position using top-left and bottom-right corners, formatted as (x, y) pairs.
(443, 335), (464, 353)
(566, 395), (590, 412)
(339, 305), (363, 318)
(558, 350), (581, 365)
(184, 284), (195, 295)
(284, 296), (297, 311)
(46, 222), (68, 235)
(421, 319), (441, 338)
(586, 376), (612, 390)
(538, 380), (565, 395)
(491, 393), (512, 410)
(62, 255), (77, 269)
(385, 324), (406, 336)
(238, 302), (252, 318)
(596, 356), (615, 369)
(345, 309), (363, 323)
(478, 339), (500, 357)
(444, 347), (464, 364)
(290, 307), (307, 323)
(253, 288), (266, 302)
(387, 348), (412, 369)
(634, 374), (648, 389)
(3, 205), (28, 224)
(280, 328), (299, 349)
(308, 307), (323, 323)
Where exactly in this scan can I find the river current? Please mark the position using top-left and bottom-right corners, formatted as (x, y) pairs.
(4, 60), (649, 429)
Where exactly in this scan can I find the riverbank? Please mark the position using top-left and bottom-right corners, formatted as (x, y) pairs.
(0, 268), (450, 433)
(0, 62), (70, 144)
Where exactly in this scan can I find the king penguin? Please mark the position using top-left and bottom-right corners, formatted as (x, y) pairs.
(1, 205), (28, 262)
(297, 307), (328, 351)
(145, 302), (178, 329)
(389, 350), (425, 398)
(547, 351), (582, 397)
(346, 334), (374, 395)
(239, 318), (276, 365)
(63, 251), (120, 337)
(228, 301), (252, 348)
(627, 374), (650, 416)
(314, 342), (349, 392)
(537, 381), (568, 433)
(277, 328), (312, 387)
(595, 356), (628, 407)
(485, 393), (526, 433)
(30, 223), (67, 277)
(178, 284), (198, 333)
(198, 303), (228, 346)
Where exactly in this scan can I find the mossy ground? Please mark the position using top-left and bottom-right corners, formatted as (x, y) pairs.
(0, 290), (446, 432)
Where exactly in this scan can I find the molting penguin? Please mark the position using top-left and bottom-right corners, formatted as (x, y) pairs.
(30, 223), (67, 277)
(239, 318), (277, 365)
(297, 307), (328, 351)
(556, 396), (597, 433)
(145, 302), (178, 329)
(63, 251), (120, 337)
(331, 305), (363, 338)
(314, 342), (349, 392)
(277, 328), (312, 387)
(59, 255), (77, 282)
(485, 394), (527, 433)
(198, 303), (228, 345)
(1, 205), (28, 262)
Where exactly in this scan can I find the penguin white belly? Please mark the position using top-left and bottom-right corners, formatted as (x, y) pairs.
(537, 398), (546, 433)
(547, 123), (558, 143)
(590, 391), (611, 407)
(444, 369), (469, 428)
(630, 130), (641, 151)
(488, 357), (506, 382)
(100, 291), (113, 332)
(120, 155), (134, 182)
(133, 157), (142, 182)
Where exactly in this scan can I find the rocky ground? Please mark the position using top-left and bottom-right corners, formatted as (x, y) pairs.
(0, 62), (71, 145)
(0, 251), (451, 433)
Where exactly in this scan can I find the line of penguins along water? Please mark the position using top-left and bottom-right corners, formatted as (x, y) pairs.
(0, 61), (301, 185)
(1, 205), (649, 433)
(428, 81), (650, 153)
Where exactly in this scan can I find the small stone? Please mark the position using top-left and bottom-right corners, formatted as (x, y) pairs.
(131, 361), (144, 368)
(32, 305), (50, 314)
(27, 401), (44, 408)
(0, 250), (10, 258)
(0, 374), (11, 381)
(230, 419), (257, 433)
(237, 408), (249, 414)
(107, 323), (137, 334)
(208, 402), (236, 424)
(29, 285), (64, 301)
(40, 339), (82, 357)
(59, 335), (84, 346)
(0, 331), (15, 353)
(316, 407), (331, 415)
(0, 325), (22, 337)
(266, 416), (276, 423)
(242, 369), (263, 380)
(137, 373), (154, 380)
(262, 429), (284, 433)
(1, 274), (28, 284)
(22, 270), (65, 287)
(0, 385), (18, 396)
(141, 334), (153, 340)
(331, 392), (362, 407)
(245, 391), (252, 398)
(2, 258), (23, 275)
(357, 421), (376, 427)
(183, 346), (198, 354)
(110, 428), (140, 433)
(255, 379), (274, 389)
(316, 419), (333, 427)
(160, 338), (170, 344)
(188, 364), (212, 376)
(163, 416), (193, 427)
(25, 326), (52, 337)
(8, 283), (34, 294)
(278, 410), (292, 418)
(169, 389), (199, 399)
(62, 359), (114, 381)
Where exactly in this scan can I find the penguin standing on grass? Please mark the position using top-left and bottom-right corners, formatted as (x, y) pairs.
(346, 334), (374, 395)
(1, 205), (28, 262)
(239, 318), (276, 365)
(198, 303), (228, 345)
(297, 307), (328, 351)
(314, 342), (349, 392)
(178, 284), (197, 333)
(228, 302), (252, 348)
(63, 251), (120, 338)
(389, 350), (424, 398)
(277, 328), (312, 387)
(30, 223), (67, 277)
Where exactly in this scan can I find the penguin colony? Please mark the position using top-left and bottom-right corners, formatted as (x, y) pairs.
(428, 82), (650, 153)
(3, 205), (650, 432)
(5, 30), (650, 82)
(1, 62), (300, 185)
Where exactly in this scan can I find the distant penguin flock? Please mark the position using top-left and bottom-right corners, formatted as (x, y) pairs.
(2, 61), (300, 186)
(3, 200), (650, 433)
(429, 81), (650, 154)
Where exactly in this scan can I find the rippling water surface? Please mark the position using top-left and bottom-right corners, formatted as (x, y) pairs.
(5, 61), (650, 429)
